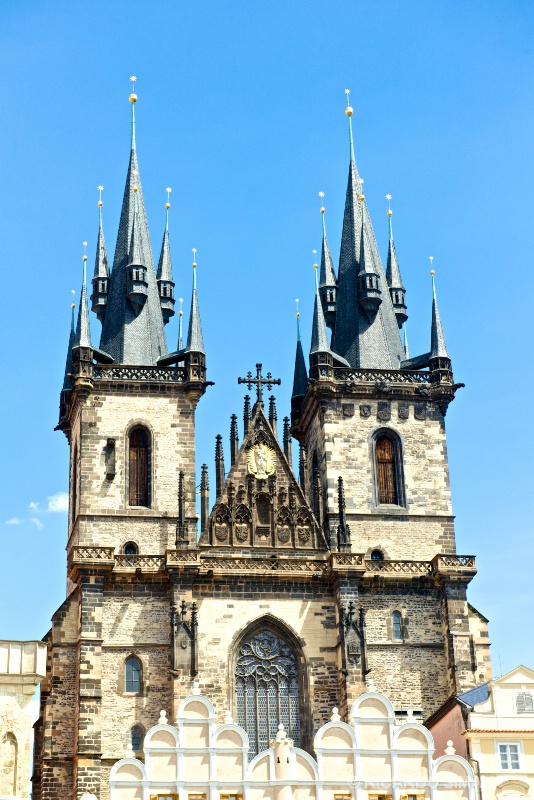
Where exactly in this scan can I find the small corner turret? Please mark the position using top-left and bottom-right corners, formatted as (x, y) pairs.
(318, 194), (337, 329)
(357, 196), (382, 322)
(385, 198), (408, 328)
(157, 189), (176, 324)
(126, 186), (149, 313)
(90, 187), (109, 322)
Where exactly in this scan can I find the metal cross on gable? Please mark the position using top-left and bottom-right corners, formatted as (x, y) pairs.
(237, 363), (281, 405)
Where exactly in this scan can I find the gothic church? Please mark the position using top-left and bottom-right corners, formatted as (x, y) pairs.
(32, 86), (491, 800)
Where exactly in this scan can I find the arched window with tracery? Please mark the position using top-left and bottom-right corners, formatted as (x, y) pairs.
(129, 427), (150, 507)
(373, 431), (405, 507)
(235, 629), (300, 759)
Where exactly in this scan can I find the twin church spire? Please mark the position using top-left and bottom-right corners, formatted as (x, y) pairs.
(66, 81), (204, 373)
(295, 90), (452, 402)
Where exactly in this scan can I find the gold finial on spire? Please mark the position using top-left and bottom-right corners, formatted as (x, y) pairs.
(192, 247), (197, 268)
(295, 298), (300, 318)
(318, 191), (325, 214)
(71, 289), (76, 310)
(312, 249), (318, 270)
(179, 298), (183, 317)
(429, 256), (435, 276)
(386, 193), (392, 217)
(129, 75), (137, 103)
(97, 185), (104, 208)
(132, 185), (138, 193)
(359, 178), (365, 202)
(165, 187), (172, 209)
(344, 88), (353, 117)
(82, 241), (88, 262)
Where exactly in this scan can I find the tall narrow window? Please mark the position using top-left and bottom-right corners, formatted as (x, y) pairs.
(236, 629), (301, 759)
(129, 427), (150, 507)
(392, 611), (403, 641)
(125, 656), (142, 694)
(376, 435), (398, 505)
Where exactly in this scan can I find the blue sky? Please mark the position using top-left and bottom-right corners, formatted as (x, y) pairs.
(0, 1), (533, 677)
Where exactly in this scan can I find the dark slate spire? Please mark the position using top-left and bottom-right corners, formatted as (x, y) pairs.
(99, 89), (168, 365)
(430, 271), (449, 359)
(125, 187), (149, 313)
(90, 188), (109, 323)
(318, 198), (337, 329)
(403, 325), (410, 360)
(62, 300), (76, 391)
(243, 395), (251, 436)
(292, 309), (308, 399)
(357, 198), (382, 321)
(331, 92), (404, 369)
(230, 414), (239, 466)
(185, 260), (205, 354)
(291, 308), (308, 425)
(75, 248), (92, 348)
(385, 204), (408, 328)
(310, 273), (350, 366)
(268, 395), (278, 437)
(157, 192), (176, 324)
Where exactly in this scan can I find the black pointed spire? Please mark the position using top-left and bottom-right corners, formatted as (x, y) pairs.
(318, 197), (337, 329)
(385, 202), (407, 328)
(99, 86), (168, 365)
(215, 435), (224, 500)
(332, 91), (404, 368)
(75, 247), (92, 349)
(90, 187), (109, 323)
(430, 270), (449, 360)
(268, 395), (278, 437)
(357, 197), (382, 321)
(62, 299), (76, 392)
(230, 414), (239, 466)
(291, 305), (308, 425)
(185, 257), (205, 354)
(243, 395), (251, 436)
(157, 190), (176, 324)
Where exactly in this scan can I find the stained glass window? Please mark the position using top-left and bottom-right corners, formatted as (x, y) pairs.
(236, 630), (300, 759)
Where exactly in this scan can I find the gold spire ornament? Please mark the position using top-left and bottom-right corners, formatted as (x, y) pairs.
(192, 247), (197, 268)
(386, 193), (392, 217)
(165, 187), (172, 210)
(344, 88), (353, 116)
(429, 256), (434, 276)
(71, 289), (76, 310)
(295, 298), (300, 319)
(97, 186), (104, 208)
(129, 75), (137, 103)
(82, 242), (88, 262)
(318, 191), (325, 214)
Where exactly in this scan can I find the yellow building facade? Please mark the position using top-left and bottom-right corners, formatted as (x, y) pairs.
(464, 667), (534, 800)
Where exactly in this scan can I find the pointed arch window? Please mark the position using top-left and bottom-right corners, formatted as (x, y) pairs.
(235, 629), (301, 759)
(125, 656), (142, 694)
(131, 725), (144, 752)
(373, 430), (405, 507)
(392, 611), (403, 640)
(129, 427), (150, 507)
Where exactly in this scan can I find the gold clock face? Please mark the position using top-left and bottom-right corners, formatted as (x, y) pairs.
(247, 443), (276, 479)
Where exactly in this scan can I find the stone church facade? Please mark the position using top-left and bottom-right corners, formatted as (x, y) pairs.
(32, 87), (491, 800)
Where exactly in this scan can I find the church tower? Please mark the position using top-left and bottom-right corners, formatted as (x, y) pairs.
(33, 86), (491, 800)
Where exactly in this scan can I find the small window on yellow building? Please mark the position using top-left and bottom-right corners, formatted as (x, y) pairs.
(189, 795), (207, 800)
(368, 794), (392, 800)
(334, 794), (352, 800)
(221, 794), (243, 800)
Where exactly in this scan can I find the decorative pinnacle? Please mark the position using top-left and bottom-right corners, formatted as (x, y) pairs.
(358, 177), (365, 202)
(386, 194), (393, 238)
(318, 191), (325, 214)
(312, 250), (319, 290)
(192, 247), (197, 268)
(429, 256), (434, 277)
(295, 298), (301, 341)
(179, 298), (183, 317)
(71, 288), (76, 310)
(345, 89), (355, 160)
(97, 185), (104, 208)
(165, 187), (172, 209)
(129, 75), (137, 103)
(344, 88), (353, 116)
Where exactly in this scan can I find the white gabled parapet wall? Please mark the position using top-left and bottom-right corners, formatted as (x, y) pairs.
(110, 690), (476, 800)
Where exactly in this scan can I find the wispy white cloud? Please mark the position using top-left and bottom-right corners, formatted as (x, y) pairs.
(29, 517), (44, 530)
(47, 492), (69, 513)
(5, 517), (22, 525)
(28, 501), (40, 512)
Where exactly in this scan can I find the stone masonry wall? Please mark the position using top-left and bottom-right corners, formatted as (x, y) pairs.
(71, 387), (198, 553)
(304, 396), (455, 559)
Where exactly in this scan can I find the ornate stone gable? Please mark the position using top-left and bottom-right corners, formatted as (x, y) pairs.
(207, 404), (324, 550)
